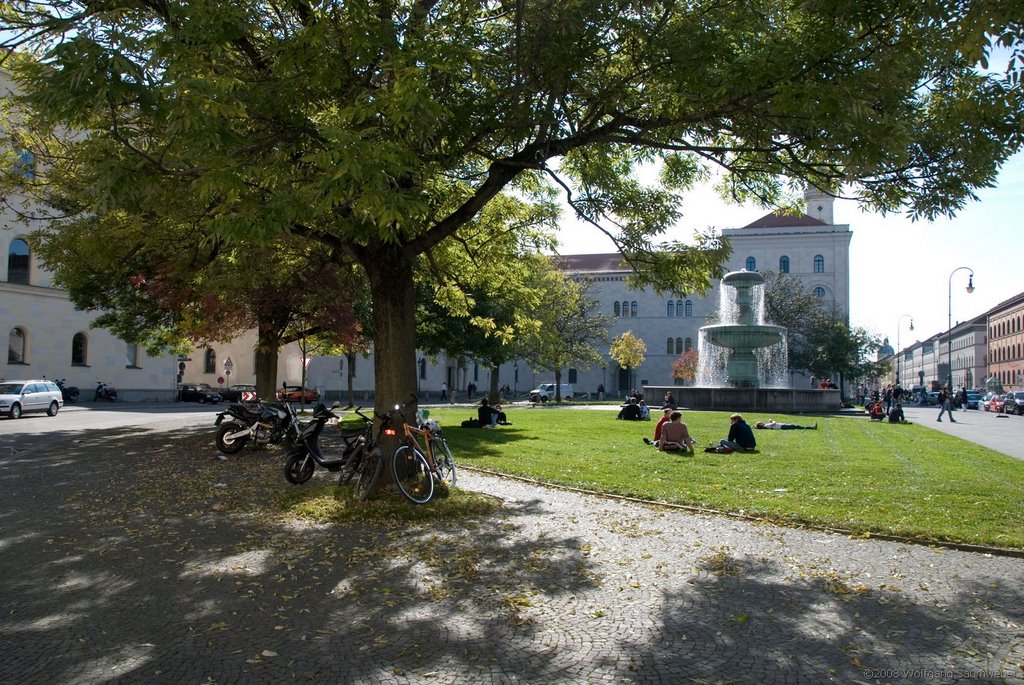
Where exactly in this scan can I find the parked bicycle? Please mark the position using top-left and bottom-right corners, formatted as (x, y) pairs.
(283, 404), (389, 501)
(387, 401), (457, 505)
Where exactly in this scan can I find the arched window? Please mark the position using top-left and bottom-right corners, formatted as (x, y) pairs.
(630, 301), (638, 317)
(8, 327), (26, 364)
(814, 255), (825, 273)
(666, 338), (674, 354)
(685, 300), (693, 317)
(568, 368), (578, 383)
(667, 301), (675, 317)
(675, 338), (683, 354)
(685, 337), (693, 351)
(204, 348), (217, 374)
(7, 238), (30, 285)
(745, 256), (756, 271)
(814, 286), (826, 298)
(72, 333), (88, 365)
(622, 300), (630, 317)
(614, 302), (621, 317)
(779, 256), (790, 273)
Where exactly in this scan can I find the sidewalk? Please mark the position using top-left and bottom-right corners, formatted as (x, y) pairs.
(901, 405), (1024, 461)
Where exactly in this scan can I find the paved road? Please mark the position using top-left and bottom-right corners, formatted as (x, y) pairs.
(1, 406), (1022, 684)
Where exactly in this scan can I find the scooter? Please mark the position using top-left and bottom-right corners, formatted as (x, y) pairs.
(215, 399), (301, 454)
(95, 380), (117, 401)
(56, 379), (80, 403)
(283, 404), (389, 500)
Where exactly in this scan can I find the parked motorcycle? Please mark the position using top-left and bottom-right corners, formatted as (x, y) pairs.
(215, 399), (301, 454)
(55, 379), (80, 403)
(283, 405), (389, 500)
(95, 380), (117, 401)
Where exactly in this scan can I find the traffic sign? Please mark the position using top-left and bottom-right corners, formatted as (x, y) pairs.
(241, 390), (257, 402)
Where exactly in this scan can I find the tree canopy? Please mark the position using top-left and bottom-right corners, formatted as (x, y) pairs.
(3, 0), (1022, 410)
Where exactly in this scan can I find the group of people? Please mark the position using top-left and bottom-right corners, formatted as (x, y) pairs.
(640, 411), (796, 454)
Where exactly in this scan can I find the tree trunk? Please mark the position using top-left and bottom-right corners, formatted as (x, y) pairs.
(488, 364), (500, 404)
(346, 351), (357, 407)
(363, 247), (419, 480)
(255, 326), (282, 402)
(554, 368), (563, 402)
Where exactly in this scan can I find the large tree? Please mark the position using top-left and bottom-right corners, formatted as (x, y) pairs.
(2, 0), (1022, 413)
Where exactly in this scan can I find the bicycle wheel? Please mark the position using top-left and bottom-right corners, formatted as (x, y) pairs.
(391, 445), (434, 505)
(433, 438), (457, 486)
(353, 448), (385, 501)
(337, 445), (362, 485)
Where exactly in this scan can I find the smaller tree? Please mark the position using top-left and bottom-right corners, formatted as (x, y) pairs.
(672, 349), (699, 384)
(610, 332), (647, 392)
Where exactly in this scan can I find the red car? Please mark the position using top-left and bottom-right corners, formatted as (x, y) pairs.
(277, 386), (319, 403)
(988, 394), (1009, 414)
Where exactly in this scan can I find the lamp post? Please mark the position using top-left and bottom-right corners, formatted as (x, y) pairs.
(513, 361), (519, 396)
(947, 267), (975, 392)
(896, 314), (913, 386)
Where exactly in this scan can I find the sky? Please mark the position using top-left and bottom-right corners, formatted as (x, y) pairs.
(554, 150), (1023, 350)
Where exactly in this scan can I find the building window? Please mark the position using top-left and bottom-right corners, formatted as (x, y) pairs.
(814, 286), (826, 298)
(7, 238), (30, 285)
(685, 300), (693, 317)
(630, 301), (638, 317)
(127, 343), (140, 368)
(675, 337), (683, 354)
(745, 256), (756, 271)
(779, 256), (789, 273)
(568, 368), (578, 383)
(685, 337), (693, 351)
(614, 302), (621, 317)
(666, 338), (674, 354)
(204, 348), (216, 374)
(419, 358), (426, 380)
(667, 301), (675, 317)
(72, 333), (88, 365)
(8, 327), (26, 363)
(814, 255), (825, 273)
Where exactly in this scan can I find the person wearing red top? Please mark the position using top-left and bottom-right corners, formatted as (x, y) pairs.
(643, 408), (673, 445)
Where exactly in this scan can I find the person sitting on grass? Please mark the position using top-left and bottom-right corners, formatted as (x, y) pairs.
(617, 397), (643, 420)
(754, 419), (817, 430)
(887, 402), (906, 423)
(478, 398), (501, 427)
(643, 408), (673, 445)
(658, 411), (695, 453)
(869, 401), (886, 421)
(720, 413), (756, 452)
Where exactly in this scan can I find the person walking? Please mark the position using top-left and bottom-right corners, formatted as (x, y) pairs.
(440, 382), (448, 402)
(936, 386), (956, 423)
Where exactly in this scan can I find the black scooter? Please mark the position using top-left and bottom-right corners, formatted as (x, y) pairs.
(56, 379), (80, 403)
(283, 404), (389, 500)
(95, 380), (117, 401)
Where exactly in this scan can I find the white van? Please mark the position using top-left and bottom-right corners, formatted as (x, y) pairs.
(529, 383), (573, 402)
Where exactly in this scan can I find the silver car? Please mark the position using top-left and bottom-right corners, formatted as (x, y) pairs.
(0, 379), (64, 419)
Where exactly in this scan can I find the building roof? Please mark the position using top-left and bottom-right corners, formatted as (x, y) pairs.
(741, 212), (829, 229)
(554, 253), (629, 273)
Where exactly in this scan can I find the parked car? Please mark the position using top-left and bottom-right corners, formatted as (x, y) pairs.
(988, 394), (1009, 414)
(1007, 391), (1024, 415)
(220, 384), (257, 403)
(981, 392), (996, 411)
(0, 379), (64, 419)
(529, 383), (574, 402)
(925, 391), (941, 406)
(278, 386), (319, 403)
(180, 383), (222, 404)
(964, 390), (982, 410)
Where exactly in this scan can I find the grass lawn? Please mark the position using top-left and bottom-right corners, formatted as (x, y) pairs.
(420, 405), (1024, 549)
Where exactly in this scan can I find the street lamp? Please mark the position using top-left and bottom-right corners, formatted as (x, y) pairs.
(896, 314), (913, 386)
(513, 360), (519, 396)
(947, 267), (975, 392)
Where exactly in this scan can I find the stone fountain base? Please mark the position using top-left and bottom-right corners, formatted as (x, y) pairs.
(644, 386), (841, 414)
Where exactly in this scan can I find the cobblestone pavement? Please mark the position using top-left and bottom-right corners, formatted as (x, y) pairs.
(2, 427), (1023, 685)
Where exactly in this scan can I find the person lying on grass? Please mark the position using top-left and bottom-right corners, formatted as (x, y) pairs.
(755, 419), (817, 430)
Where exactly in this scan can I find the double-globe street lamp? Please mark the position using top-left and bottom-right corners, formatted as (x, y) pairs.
(896, 314), (913, 386)
(947, 266), (975, 392)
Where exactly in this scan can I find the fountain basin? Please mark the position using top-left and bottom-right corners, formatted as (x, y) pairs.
(643, 386), (841, 413)
(701, 323), (786, 350)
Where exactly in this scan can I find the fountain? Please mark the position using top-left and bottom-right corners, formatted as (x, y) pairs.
(645, 270), (839, 413)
